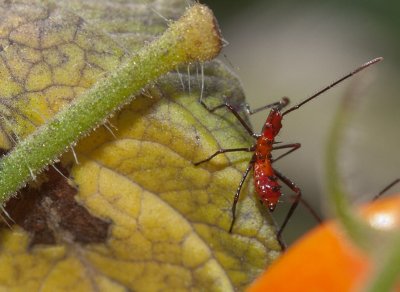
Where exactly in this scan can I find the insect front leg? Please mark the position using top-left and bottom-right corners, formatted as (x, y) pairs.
(246, 96), (290, 115)
(199, 100), (259, 138)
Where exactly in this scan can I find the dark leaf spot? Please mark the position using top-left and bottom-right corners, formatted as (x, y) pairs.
(1, 163), (110, 248)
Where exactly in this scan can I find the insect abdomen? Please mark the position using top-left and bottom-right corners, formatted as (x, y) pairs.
(254, 162), (281, 211)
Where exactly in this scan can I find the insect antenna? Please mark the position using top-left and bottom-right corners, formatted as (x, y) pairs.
(282, 57), (383, 117)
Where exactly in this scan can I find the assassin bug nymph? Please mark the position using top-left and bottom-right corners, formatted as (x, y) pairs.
(194, 57), (383, 244)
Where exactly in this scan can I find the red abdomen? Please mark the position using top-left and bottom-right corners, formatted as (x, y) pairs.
(254, 162), (281, 211)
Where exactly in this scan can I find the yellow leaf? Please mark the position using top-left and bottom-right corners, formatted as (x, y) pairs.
(0, 1), (126, 140)
(0, 0), (281, 290)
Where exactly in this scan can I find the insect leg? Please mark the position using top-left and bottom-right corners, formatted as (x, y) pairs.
(272, 168), (300, 248)
(201, 97), (289, 139)
(200, 100), (258, 138)
(372, 178), (400, 201)
(273, 168), (321, 248)
(271, 145), (321, 224)
(289, 194), (322, 224)
(246, 97), (290, 115)
(271, 143), (301, 163)
(229, 160), (254, 233)
(194, 146), (255, 165)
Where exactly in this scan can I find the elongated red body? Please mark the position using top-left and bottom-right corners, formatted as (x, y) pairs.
(254, 108), (283, 211)
(196, 58), (381, 240)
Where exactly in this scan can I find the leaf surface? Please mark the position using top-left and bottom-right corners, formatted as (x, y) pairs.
(0, 0), (280, 290)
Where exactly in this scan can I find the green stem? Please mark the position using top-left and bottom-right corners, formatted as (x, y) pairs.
(0, 4), (221, 203)
(325, 86), (372, 250)
(366, 233), (400, 292)
(326, 59), (400, 292)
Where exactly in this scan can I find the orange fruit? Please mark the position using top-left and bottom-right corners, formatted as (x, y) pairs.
(247, 195), (400, 292)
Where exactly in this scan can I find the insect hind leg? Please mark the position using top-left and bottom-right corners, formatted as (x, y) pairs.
(272, 168), (300, 249)
(273, 168), (321, 249)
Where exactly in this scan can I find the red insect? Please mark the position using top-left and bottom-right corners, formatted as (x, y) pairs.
(195, 57), (383, 246)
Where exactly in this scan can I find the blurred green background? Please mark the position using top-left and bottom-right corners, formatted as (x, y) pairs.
(202, 0), (400, 244)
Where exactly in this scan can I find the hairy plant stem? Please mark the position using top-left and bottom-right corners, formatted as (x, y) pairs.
(325, 92), (371, 250)
(366, 232), (400, 292)
(0, 4), (222, 203)
(325, 63), (400, 290)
